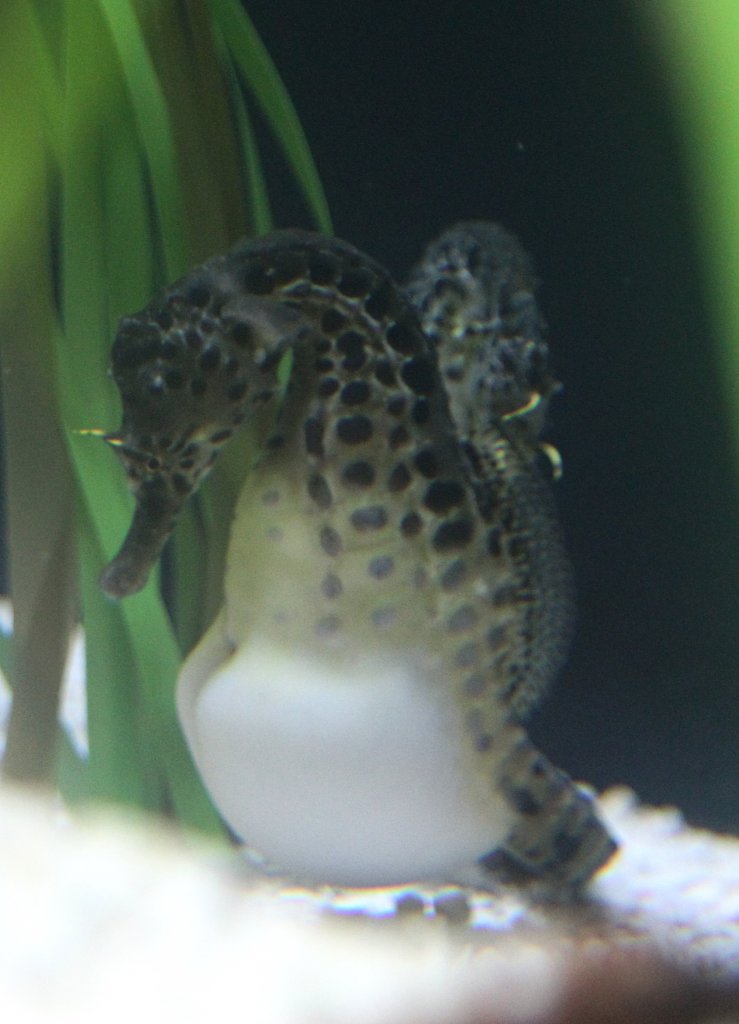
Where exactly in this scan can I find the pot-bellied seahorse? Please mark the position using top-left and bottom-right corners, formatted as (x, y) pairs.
(100, 224), (616, 889)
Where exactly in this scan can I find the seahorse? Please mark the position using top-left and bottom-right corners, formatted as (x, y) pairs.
(100, 225), (616, 888)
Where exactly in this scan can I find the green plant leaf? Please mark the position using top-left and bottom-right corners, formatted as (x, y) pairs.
(206, 0), (333, 234)
(638, 3), (739, 481)
(1, 0), (331, 825)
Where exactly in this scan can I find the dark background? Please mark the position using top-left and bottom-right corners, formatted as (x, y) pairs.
(246, 0), (738, 831)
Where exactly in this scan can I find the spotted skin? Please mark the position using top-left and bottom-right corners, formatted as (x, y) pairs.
(101, 226), (616, 888)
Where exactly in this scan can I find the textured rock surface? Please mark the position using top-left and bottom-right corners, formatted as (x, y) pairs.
(0, 784), (737, 1022)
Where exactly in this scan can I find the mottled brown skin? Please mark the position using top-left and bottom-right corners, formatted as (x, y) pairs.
(101, 225), (616, 887)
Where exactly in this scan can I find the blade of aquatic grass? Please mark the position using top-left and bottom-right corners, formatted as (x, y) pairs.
(206, 0), (333, 234)
(0, 633), (12, 683)
(56, 2), (220, 828)
(138, 0), (250, 262)
(1, 0), (331, 813)
(638, 3), (739, 483)
(77, 486), (221, 827)
(0, 6), (77, 782)
(58, 0), (158, 805)
(76, 501), (152, 807)
(0, 7), (59, 259)
(65, 435), (221, 828)
(215, 28), (273, 236)
(96, 0), (187, 277)
(56, 732), (91, 800)
(102, 118), (155, 320)
(233, 95), (274, 236)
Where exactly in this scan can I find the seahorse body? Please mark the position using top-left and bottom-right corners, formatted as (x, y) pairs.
(101, 226), (616, 888)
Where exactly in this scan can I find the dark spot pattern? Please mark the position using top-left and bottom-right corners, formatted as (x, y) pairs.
(374, 360), (396, 387)
(432, 517), (475, 551)
(308, 473), (332, 509)
(447, 605), (479, 634)
(304, 417), (325, 458)
(368, 555), (394, 579)
(440, 558), (467, 590)
(414, 450), (438, 478)
(400, 356), (436, 395)
(387, 463), (411, 492)
(364, 280), (395, 320)
(386, 395), (406, 417)
(320, 525), (342, 557)
(423, 480), (465, 515)
(508, 788), (541, 816)
(340, 381), (370, 406)
(389, 425), (410, 450)
(315, 615), (341, 637)
(321, 573), (343, 599)
(400, 512), (423, 537)
(336, 414), (373, 445)
(342, 461), (375, 487)
(337, 266), (375, 297)
(337, 332), (366, 371)
(318, 377), (340, 398)
(475, 733), (494, 754)
(350, 505), (388, 532)
(412, 399), (430, 424)
(386, 321), (417, 354)
(321, 308), (347, 333)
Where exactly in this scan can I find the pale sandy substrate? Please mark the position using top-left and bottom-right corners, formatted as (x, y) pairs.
(0, 601), (738, 1020)
(0, 783), (737, 1023)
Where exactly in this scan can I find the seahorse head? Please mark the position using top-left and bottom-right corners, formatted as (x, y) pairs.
(405, 221), (558, 449)
(99, 263), (296, 599)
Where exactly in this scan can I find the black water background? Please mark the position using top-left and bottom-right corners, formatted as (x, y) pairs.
(244, 0), (739, 832)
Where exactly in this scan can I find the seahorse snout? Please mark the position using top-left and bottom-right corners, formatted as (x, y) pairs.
(99, 478), (182, 598)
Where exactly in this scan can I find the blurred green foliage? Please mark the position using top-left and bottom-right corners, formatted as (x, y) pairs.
(0, 0), (329, 829)
(639, 3), (739, 483)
